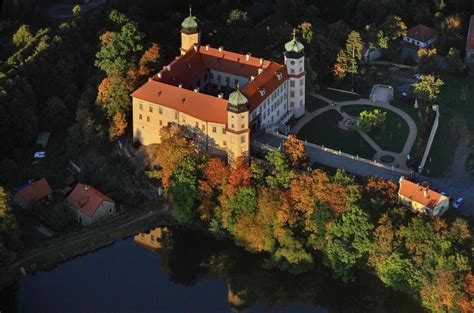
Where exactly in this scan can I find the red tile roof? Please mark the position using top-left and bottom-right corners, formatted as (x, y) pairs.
(131, 80), (229, 124)
(467, 16), (474, 50)
(399, 178), (442, 210)
(66, 183), (113, 217)
(16, 178), (52, 205)
(406, 24), (439, 42)
(243, 62), (288, 112)
(158, 50), (206, 88)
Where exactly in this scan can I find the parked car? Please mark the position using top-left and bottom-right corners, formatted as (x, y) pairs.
(453, 197), (465, 209)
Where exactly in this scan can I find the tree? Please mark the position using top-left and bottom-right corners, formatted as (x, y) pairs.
(417, 48), (439, 74)
(108, 112), (127, 140)
(42, 97), (68, 132)
(168, 157), (198, 224)
(72, 5), (81, 17)
(334, 31), (363, 87)
(333, 50), (349, 79)
(226, 9), (249, 25)
(357, 109), (386, 132)
(96, 75), (134, 116)
(138, 43), (160, 76)
(95, 11), (145, 76)
(446, 47), (465, 73)
(420, 269), (459, 312)
(12, 24), (33, 47)
(412, 75), (444, 104)
(265, 151), (293, 189)
(0, 187), (16, 232)
(324, 205), (374, 281)
(380, 15), (407, 48)
(298, 22), (314, 44)
(283, 135), (307, 169)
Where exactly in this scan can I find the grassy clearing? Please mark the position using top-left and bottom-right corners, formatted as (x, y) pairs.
(341, 105), (410, 153)
(306, 94), (329, 112)
(423, 75), (474, 177)
(297, 110), (376, 159)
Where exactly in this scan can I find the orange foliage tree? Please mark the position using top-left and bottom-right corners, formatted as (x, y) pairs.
(139, 43), (160, 76)
(108, 112), (128, 140)
(284, 135), (307, 169)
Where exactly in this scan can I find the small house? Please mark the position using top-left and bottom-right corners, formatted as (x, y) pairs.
(398, 177), (449, 216)
(465, 16), (474, 65)
(66, 183), (115, 226)
(403, 24), (439, 49)
(14, 178), (53, 208)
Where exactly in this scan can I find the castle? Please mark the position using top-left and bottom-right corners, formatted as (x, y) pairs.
(131, 8), (306, 161)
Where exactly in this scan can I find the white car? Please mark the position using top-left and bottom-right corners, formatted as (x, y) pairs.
(453, 197), (465, 209)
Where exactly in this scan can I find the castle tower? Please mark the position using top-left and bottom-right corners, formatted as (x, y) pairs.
(226, 86), (250, 163)
(180, 6), (201, 55)
(284, 30), (306, 118)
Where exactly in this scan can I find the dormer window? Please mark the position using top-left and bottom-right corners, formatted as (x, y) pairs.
(259, 88), (266, 96)
(276, 72), (283, 80)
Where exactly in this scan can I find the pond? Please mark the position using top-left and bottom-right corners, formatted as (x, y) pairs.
(1, 227), (423, 313)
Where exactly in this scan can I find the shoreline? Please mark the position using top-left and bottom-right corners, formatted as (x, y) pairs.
(0, 209), (175, 291)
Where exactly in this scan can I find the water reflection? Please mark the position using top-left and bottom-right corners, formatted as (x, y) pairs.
(133, 227), (423, 313)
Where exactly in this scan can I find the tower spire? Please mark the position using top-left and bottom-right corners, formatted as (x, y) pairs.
(189, 5), (192, 17)
(292, 28), (297, 41)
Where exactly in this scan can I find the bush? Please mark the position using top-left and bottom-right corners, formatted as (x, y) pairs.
(357, 109), (386, 132)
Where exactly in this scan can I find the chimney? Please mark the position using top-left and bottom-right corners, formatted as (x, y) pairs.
(157, 73), (162, 79)
(259, 58), (264, 66)
(424, 187), (429, 198)
(166, 65), (171, 72)
(193, 44), (198, 52)
(205, 44), (210, 51)
(178, 84), (183, 88)
(246, 53), (251, 61)
(84, 184), (89, 191)
(258, 68), (264, 75)
(218, 93), (224, 99)
(250, 76), (255, 81)
(193, 87), (199, 93)
(218, 46), (223, 52)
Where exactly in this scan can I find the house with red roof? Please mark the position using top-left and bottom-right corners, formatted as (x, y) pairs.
(465, 16), (474, 65)
(398, 177), (449, 216)
(403, 24), (439, 49)
(14, 178), (53, 208)
(131, 8), (306, 162)
(66, 183), (115, 226)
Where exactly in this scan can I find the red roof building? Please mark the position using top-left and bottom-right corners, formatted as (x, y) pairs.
(66, 183), (115, 226)
(398, 177), (449, 216)
(14, 178), (53, 207)
(131, 9), (306, 162)
(403, 24), (439, 49)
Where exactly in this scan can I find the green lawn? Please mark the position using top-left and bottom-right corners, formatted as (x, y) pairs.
(340, 105), (410, 153)
(423, 75), (474, 177)
(306, 95), (329, 112)
(297, 110), (376, 159)
(318, 89), (361, 102)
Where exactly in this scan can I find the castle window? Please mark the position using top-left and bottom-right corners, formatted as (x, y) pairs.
(290, 91), (295, 97)
(218, 74), (221, 81)
(290, 80), (295, 87)
(212, 126), (216, 133)
(195, 122), (199, 128)
(290, 101), (294, 108)
(223, 141), (227, 146)
(159, 107), (163, 114)
(147, 116), (150, 122)
(231, 124), (234, 128)
(290, 69), (295, 74)
(241, 124), (244, 128)
(202, 124), (205, 131)
(290, 60), (295, 65)
(139, 114), (142, 120)
(241, 136), (245, 143)
(182, 116), (186, 123)
(159, 120), (163, 126)
(149, 106), (153, 113)
(210, 72), (214, 79)
(174, 112), (178, 120)
(226, 77), (230, 85)
(139, 103), (143, 110)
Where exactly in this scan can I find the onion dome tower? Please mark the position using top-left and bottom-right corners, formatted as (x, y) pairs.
(226, 85), (250, 163)
(284, 30), (306, 118)
(180, 6), (200, 55)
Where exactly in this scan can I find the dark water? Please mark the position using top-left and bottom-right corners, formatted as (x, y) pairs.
(1, 227), (424, 313)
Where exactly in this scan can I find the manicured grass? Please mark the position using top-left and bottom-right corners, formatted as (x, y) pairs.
(423, 75), (474, 177)
(318, 88), (361, 102)
(422, 111), (459, 177)
(297, 110), (376, 159)
(306, 95), (329, 112)
(340, 105), (410, 153)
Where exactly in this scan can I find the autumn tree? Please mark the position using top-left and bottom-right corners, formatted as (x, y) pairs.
(417, 48), (439, 74)
(380, 15), (407, 49)
(412, 75), (444, 104)
(138, 43), (160, 76)
(12, 24), (33, 47)
(149, 125), (197, 188)
(108, 112), (127, 140)
(283, 135), (307, 169)
(420, 269), (459, 312)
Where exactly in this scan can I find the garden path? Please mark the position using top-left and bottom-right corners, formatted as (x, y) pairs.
(290, 94), (418, 170)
